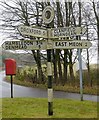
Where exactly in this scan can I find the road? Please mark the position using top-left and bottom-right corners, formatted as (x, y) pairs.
(0, 71), (98, 102)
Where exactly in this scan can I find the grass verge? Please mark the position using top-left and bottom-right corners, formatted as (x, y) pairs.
(2, 98), (98, 118)
(0, 99), (2, 119)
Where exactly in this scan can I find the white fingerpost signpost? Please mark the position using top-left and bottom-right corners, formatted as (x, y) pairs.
(2, 5), (92, 116)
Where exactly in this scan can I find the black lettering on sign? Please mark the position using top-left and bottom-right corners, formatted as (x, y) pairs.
(85, 42), (87, 46)
(77, 42), (82, 46)
(20, 26), (24, 32)
(60, 28), (65, 33)
(69, 42), (73, 46)
(22, 27), (27, 33)
(29, 41), (34, 45)
(43, 31), (46, 36)
(55, 42), (67, 46)
(24, 41), (34, 46)
(20, 26), (42, 35)
(54, 29), (59, 36)
(69, 42), (82, 46)
(70, 27), (76, 36)
(4, 42), (7, 45)
(63, 42), (67, 46)
(60, 32), (66, 36)
(65, 29), (70, 36)
(55, 42), (58, 46)
(5, 46), (9, 50)
(5, 45), (27, 50)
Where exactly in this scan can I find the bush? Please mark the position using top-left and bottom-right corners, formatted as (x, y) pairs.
(75, 67), (98, 87)
(15, 64), (98, 88)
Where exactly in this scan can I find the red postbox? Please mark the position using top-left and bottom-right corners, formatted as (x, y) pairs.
(5, 58), (16, 75)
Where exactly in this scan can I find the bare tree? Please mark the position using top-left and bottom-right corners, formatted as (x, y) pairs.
(92, 1), (99, 87)
(0, 0), (46, 83)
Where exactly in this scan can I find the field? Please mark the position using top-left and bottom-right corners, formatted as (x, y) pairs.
(2, 98), (98, 118)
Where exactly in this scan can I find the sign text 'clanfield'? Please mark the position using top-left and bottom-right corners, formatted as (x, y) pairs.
(51, 27), (86, 38)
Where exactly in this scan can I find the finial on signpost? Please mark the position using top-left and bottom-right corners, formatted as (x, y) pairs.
(42, 6), (54, 25)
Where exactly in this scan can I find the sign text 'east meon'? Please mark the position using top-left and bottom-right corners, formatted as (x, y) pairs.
(53, 40), (92, 49)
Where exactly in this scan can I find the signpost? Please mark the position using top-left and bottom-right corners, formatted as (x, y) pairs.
(2, 5), (93, 117)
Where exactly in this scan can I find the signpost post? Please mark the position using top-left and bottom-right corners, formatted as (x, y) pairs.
(42, 6), (54, 116)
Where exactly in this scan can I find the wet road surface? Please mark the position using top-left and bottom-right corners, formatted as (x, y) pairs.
(0, 71), (98, 102)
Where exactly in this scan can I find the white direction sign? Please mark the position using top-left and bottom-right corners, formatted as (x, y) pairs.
(53, 40), (92, 49)
(18, 25), (47, 38)
(2, 40), (47, 50)
(50, 27), (86, 38)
